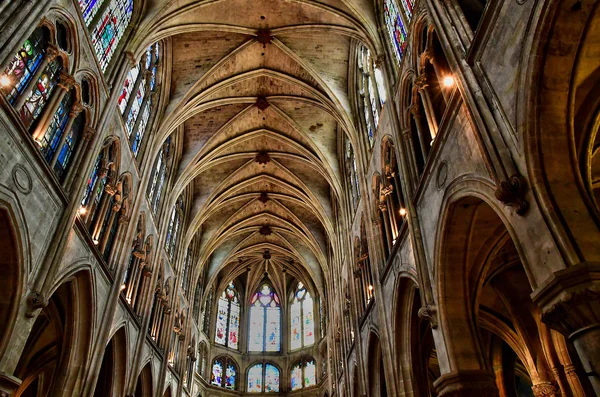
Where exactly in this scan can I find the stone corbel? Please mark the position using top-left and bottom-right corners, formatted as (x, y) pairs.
(494, 175), (529, 215)
(26, 291), (48, 318)
(418, 304), (438, 329)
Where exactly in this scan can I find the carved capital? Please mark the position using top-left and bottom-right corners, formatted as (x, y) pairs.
(104, 184), (117, 195)
(418, 304), (438, 329)
(69, 102), (84, 118)
(58, 72), (77, 91)
(133, 249), (146, 259)
(494, 174), (529, 215)
(531, 382), (560, 397)
(533, 262), (600, 336)
(378, 202), (388, 212)
(83, 126), (96, 140)
(255, 150), (270, 165)
(433, 371), (499, 397)
(540, 285), (600, 336)
(125, 51), (137, 67)
(45, 45), (59, 62)
(26, 291), (48, 318)
(414, 72), (429, 90)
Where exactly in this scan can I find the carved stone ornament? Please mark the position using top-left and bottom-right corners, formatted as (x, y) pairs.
(255, 96), (270, 111)
(12, 164), (32, 195)
(259, 225), (272, 236)
(255, 150), (270, 165)
(418, 304), (438, 329)
(494, 174), (529, 215)
(83, 126), (96, 140)
(58, 72), (77, 91)
(531, 382), (560, 397)
(259, 192), (269, 203)
(26, 291), (48, 318)
(263, 250), (271, 260)
(540, 285), (600, 336)
(256, 29), (273, 48)
(45, 45), (59, 62)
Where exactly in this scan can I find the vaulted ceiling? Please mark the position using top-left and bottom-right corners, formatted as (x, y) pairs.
(131, 0), (383, 293)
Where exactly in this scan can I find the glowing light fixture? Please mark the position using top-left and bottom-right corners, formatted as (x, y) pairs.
(0, 75), (11, 88)
(443, 75), (455, 88)
(399, 208), (407, 216)
(79, 207), (87, 215)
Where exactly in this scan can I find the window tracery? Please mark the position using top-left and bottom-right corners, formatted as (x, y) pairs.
(90, 0), (134, 72)
(215, 282), (240, 350)
(118, 43), (160, 158)
(291, 358), (317, 390)
(248, 284), (281, 352)
(211, 356), (237, 390)
(147, 137), (171, 215)
(247, 362), (280, 393)
(165, 195), (184, 261)
(290, 282), (315, 351)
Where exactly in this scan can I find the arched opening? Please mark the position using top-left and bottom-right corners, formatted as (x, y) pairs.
(437, 195), (592, 396)
(395, 278), (439, 397)
(134, 362), (153, 397)
(367, 333), (387, 397)
(0, 206), (21, 358)
(93, 327), (127, 397)
(13, 272), (93, 396)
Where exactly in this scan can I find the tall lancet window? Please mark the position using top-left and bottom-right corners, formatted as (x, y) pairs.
(247, 363), (280, 393)
(384, 0), (408, 64)
(91, 0), (134, 72)
(164, 195), (183, 261)
(147, 136), (171, 216)
(215, 282), (240, 350)
(117, 43), (160, 157)
(291, 358), (316, 390)
(248, 284), (281, 352)
(290, 282), (315, 350)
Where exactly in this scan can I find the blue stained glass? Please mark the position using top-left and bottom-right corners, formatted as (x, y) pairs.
(384, 0), (407, 64)
(3, 28), (47, 105)
(79, 0), (106, 26)
(211, 360), (223, 386)
(291, 364), (302, 391)
(82, 155), (102, 206)
(125, 78), (145, 136)
(265, 364), (279, 393)
(118, 65), (139, 114)
(132, 95), (150, 157)
(225, 364), (236, 390)
(40, 92), (73, 162)
(20, 59), (61, 130)
(92, 0), (133, 72)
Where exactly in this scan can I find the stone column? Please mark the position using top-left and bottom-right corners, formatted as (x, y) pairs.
(64, 126), (95, 189)
(415, 70), (440, 140)
(410, 103), (431, 162)
(433, 371), (499, 397)
(31, 72), (76, 141)
(379, 202), (393, 252)
(534, 263), (600, 394)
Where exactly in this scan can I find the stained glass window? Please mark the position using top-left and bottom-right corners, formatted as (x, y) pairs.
(2, 27), (48, 105)
(384, 0), (408, 64)
(118, 65), (139, 114)
(118, 43), (160, 158)
(147, 137), (171, 215)
(345, 139), (360, 210)
(211, 356), (238, 389)
(291, 358), (316, 390)
(54, 112), (85, 180)
(248, 363), (280, 393)
(247, 363), (263, 393)
(20, 58), (62, 130)
(215, 282), (240, 350)
(38, 91), (74, 163)
(290, 282), (315, 350)
(248, 284), (281, 352)
(265, 364), (280, 393)
(91, 0), (134, 72)
(211, 358), (223, 387)
(79, 0), (106, 26)
(368, 76), (380, 128)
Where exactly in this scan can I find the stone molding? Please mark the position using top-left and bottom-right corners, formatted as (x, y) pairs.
(418, 304), (438, 329)
(0, 372), (21, 397)
(531, 382), (560, 397)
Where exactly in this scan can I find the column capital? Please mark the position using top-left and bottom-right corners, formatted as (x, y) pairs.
(0, 372), (22, 397)
(57, 72), (77, 91)
(83, 126), (96, 140)
(433, 371), (499, 397)
(533, 262), (600, 336)
(69, 101), (84, 118)
(531, 382), (560, 397)
(45, 44), (59, 62)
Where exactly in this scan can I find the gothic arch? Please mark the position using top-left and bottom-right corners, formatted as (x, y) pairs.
(522, 0), (600, 264)
(366, 331), (388, 397)
(13, 269), (93, 396)
(134, 361), (153, 397)
(0, 193), (28, 359)
(92, 326), (128, 397)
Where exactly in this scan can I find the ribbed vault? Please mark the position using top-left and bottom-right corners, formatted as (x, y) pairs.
(129, 0), (376, 294)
